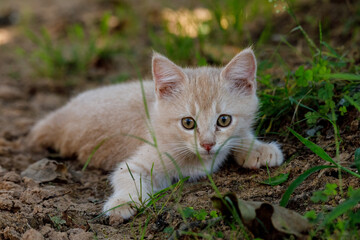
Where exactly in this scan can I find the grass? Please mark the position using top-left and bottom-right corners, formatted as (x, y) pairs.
(19, 9), (134, 83)
(14, 0), (360, 238)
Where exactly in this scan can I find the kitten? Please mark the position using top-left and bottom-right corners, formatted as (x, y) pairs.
(28, 48), (284, 222)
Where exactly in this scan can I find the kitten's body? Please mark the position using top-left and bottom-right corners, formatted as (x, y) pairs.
(30, 81), (155, 170)
(29, 48), (284, 221)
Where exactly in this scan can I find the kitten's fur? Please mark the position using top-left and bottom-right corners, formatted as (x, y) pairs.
(29, 48), (284, 221)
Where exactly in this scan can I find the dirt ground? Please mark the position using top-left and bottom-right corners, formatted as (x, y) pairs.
(0, 0), (359, 239)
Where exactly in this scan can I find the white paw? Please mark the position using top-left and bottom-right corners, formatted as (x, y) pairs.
(242, 142), (284, 169)
(103, 194), (136, 224)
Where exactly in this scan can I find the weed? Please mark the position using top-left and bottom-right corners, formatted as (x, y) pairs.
(304, 184), (360, 239)
(49, 215), (66, 231)
(21, 11), (131, 82)
(261, 172), (289, 186)
(310, 183), (338, 203)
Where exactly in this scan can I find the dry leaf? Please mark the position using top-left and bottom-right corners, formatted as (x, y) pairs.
(21, 158), (68, 183)
(212, 193), (311, 240)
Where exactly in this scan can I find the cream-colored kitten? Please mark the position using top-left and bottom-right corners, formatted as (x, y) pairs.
(29, 48), (283, 221)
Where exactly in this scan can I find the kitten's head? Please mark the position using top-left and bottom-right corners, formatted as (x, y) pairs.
(151, 48), (258, 161)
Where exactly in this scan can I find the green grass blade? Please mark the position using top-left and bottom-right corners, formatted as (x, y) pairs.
(320, 189), (360, 228)
(126, 162), (135, 181)
(124, 134), (155, 147)
(261, 173), (289, 186)
(91, 201), (132, 221)
(280, 165), (334, 207)
(288, 128), (336, 165)
(321, 41), (340, 58)
(355, 148), (360, 173)
(289, 128), (360, 178)
(152, 177), (189, 198)
(164, 152), (183, 179)
(345, 95), (360, 112)
(322, 73), (360, 81)
(82, 139), (107, 171)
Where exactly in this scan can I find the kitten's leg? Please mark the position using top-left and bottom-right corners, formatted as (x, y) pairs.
(103, 144), (168, 223)
(233, 133), (284, 169)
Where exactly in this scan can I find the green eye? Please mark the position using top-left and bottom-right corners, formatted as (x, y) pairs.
(181, 117), (196, 130)
(217, 114), (232, 127)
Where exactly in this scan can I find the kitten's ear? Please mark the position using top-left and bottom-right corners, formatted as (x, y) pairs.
(152, 52), (186, 99)
(221, 48), (257, 95)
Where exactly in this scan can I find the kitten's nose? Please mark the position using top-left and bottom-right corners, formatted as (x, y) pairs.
(200, 142), (215, 152)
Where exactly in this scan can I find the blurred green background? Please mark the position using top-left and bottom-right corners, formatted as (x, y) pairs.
(0, 0), (359, 134)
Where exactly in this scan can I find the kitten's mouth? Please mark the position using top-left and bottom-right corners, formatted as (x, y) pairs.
(198, 150), (216, 158)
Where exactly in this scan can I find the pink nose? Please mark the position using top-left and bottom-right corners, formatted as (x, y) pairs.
(200, 142), (215, 152)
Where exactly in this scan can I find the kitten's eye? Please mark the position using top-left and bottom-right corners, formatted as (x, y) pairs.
(217, 114), (232, 127)
(181, 117), (196, 130)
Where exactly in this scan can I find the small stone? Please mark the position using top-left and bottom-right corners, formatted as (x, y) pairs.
(21, 229), (44, 240)
(3, 171), (22, 183)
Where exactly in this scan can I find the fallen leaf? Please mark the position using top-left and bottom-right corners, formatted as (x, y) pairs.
(212, 193), (311, 240)
(21, 158), (68, 183)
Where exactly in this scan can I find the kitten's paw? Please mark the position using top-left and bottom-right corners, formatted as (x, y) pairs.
(103, 195), (136, 224)
(242, 142), (283, 169)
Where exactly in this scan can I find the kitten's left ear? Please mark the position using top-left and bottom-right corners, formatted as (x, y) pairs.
(221, 48), (257, 95)
(152, 52), (187, 99)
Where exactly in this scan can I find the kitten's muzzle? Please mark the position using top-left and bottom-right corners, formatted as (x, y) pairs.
(200, 142), (215, 153)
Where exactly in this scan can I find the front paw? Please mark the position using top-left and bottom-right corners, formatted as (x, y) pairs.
(242, 142), (284, 169)
(103, 194), (136, 224)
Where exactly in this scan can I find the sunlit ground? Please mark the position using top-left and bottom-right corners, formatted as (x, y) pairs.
(0, 29), (12, 45)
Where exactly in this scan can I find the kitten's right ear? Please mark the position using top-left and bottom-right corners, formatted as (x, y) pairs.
(221, 48), (257, 95)
(152, 52), (186, 99)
